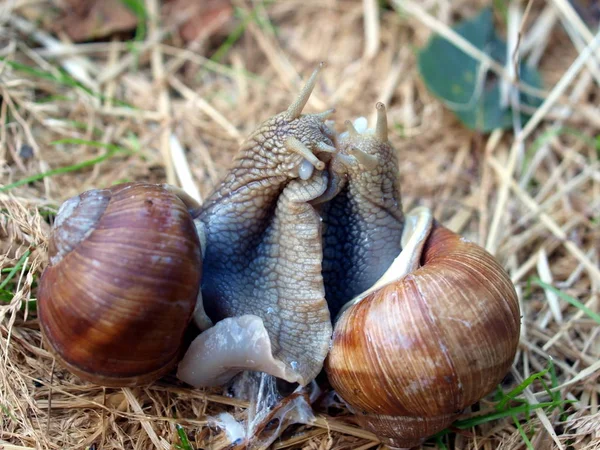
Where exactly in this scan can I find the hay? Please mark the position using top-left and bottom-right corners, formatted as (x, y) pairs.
(1, 0), (599, 449)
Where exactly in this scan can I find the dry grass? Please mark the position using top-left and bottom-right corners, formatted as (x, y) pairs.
(0, 0), (599, 449)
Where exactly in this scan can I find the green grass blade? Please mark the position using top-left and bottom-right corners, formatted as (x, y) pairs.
(513, 415), (535, 449)
(0, 289), (15, 302)
(454, 399), (572, 429)
(210, 8), (255, 63)
(0, 58), (132, 107)
(209, 1), (277, 64)
(522, 127), (599, 172)
(533, 277), (600, 325)
(497, 368), (549, 410)
(1, 403), (17, 421)
(0, 250), (31, 291)
(0, 139), (132, 192)
(121, 0), (147, 41)
(434, 435), (448, 449)
(175, 424), (193, 450)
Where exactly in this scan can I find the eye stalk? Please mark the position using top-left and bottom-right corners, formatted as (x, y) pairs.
(284, 61), (326, 121)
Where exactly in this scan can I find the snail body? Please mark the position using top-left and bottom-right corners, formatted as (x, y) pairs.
(318, 104), (405, 318)
(178, 64), (336, 387)
(38, 182), (202, 387)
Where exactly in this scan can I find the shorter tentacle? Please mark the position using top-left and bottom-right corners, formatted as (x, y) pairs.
(344, 120), (359, 137)
(315, 141), (336, 153)
(348, 147), (378, 170)
(285, 137), (326, 171)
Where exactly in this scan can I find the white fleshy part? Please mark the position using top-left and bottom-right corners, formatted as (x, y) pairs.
(298, 159), (314, 180)
(208, 413), (246, 445)
(194, 219), (207, 258)
(353, 117), (369, 133)
(176, 315), (302, 387)
(339, 116), (375, 140)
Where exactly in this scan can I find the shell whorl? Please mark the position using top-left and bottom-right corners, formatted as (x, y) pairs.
(49, 189), (111, 266)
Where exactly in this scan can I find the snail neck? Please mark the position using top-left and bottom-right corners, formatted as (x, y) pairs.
(336, 206), (433, 319)
(320, 136), (405, 319)
(196, 134), (294, 253)
(198, 173), (285, 252)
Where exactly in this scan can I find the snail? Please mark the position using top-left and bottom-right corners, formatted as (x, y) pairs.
(177, 63), (336, 388)
(37, 182), (203, 387)
(320, 112), (521, 448)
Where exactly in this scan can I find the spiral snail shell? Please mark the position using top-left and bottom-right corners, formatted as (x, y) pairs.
(38, 182), (202, 387)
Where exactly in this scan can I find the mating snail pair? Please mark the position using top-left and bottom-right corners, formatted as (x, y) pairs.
(37, 64), (521, 448)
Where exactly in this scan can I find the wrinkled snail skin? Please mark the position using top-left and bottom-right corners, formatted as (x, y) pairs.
(325, 218), (521, 448)
(317, 104), (405, 319)
(182, 64), (335, 386)
(38, 182), (202, 387)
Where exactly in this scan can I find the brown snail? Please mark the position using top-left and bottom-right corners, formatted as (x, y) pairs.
(324, 208), (520, 448)
(38, 182), (203, 387)
(320, 111), (521, 448)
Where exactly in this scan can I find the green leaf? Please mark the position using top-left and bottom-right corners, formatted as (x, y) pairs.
(417, 7), (543, 132)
